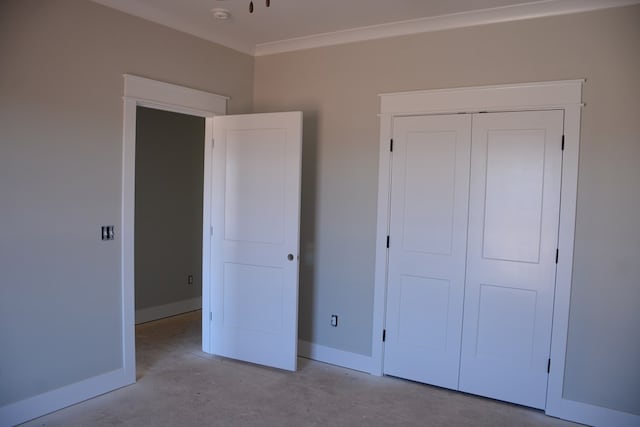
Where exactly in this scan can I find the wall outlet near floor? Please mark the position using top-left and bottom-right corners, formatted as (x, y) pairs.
(330, 314), (338, 327)
(187, 274), (194, 285)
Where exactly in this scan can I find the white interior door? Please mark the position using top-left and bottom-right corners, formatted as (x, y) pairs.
(383, 114), (471, 389)
(459, 110), (563, 408)
(209, 112), (302, 371)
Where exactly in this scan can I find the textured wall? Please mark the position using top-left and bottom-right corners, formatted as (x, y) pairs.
(0, 0), (252, 406)
(254, 5), (640, 415)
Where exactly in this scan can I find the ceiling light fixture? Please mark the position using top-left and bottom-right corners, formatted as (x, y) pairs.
(249, 0), (271, 14)
(211, 8), (231, 20)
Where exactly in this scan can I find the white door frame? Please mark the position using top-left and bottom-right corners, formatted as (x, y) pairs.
(121, 74), (228, 383)
(372, 80), (586, 421)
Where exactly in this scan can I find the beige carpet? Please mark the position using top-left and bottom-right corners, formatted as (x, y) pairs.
(21, 311), (580, 426)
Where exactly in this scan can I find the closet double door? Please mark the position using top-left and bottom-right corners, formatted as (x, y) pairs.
(383, 110), (563, 409)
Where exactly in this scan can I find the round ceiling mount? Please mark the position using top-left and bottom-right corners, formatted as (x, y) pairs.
(211, 8), (231, 20)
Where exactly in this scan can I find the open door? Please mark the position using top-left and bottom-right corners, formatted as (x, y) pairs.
(208, 112), (302, 371)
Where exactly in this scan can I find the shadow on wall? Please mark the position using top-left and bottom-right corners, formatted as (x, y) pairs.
(298, 110), (319, 343)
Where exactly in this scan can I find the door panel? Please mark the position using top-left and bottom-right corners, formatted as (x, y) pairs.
(210, 112), (302, 371)
(482, 129), (546, 263)
(459, 110), (563, 409)
(222, 263), (284, 333)
(401, 132), (457, 255)
(475, 284), (537, 361)
(384, 114), (471, 389)
(397, 276), (450, 350)
(224, 129), (286, 244)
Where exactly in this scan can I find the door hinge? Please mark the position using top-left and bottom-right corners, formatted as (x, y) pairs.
(547, 358), (551, 373)
(390, 138), (394, 152)
(561, 135), (565, 151)
(210, 226), (213, 236)
(382, 329), (386, 342)
(386, 235), (390, 249)
(209, 312), (213, 321)
(212, 138), (215, 148)
(555, 249), (559, 264)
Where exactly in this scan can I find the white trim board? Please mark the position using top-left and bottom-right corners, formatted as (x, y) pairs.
(370, 80), (637, 427)
(123, 74), (228, 116)
(135, 297), (202, 324)
(298, 341), (372, 374)
(255, 0), (640, 56)
(0, 368), (128, 427)
(378, 80), (585, 115)
(122, 74), (227, 380)
(546, 397), (640, 427)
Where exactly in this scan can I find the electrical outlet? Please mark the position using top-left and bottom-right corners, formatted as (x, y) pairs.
(330, 314), (338, 327)
(187, 275), (194, 285)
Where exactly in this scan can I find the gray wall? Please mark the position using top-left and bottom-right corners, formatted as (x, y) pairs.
(1, 0), (638, 419)
(0, 0), (253, 406)
(135, 107), (204, 312)
(254, 6), (640, 415)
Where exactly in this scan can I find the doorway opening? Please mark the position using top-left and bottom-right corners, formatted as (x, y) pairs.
(133, 106), (205, 374)
(134, 106), (205, 326)
(121, 74), (228, 383)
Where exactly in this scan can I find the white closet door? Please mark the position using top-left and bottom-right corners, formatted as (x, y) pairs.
(459, 110), (563, 409)
(210, 112), (302, 371)
(384, 114), (471, 389)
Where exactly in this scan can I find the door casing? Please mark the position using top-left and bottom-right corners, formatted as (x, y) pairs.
(122, 74), (228, 383)
(372, 80), (583, 419)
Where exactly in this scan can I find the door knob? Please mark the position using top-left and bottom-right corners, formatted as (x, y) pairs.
(287, 253), (295, 261)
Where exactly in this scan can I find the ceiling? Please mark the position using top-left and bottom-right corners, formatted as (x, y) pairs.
(91, 0), (639, 55)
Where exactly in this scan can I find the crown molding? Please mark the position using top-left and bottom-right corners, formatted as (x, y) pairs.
(255, 0), (640, 56)
(92, 0), (640, 57)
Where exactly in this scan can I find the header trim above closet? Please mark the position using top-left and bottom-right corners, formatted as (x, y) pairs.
(378, 79), (584, 116)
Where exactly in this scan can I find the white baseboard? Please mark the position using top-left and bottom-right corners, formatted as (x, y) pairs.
(546, 396), (640, 427)
(0, 368), (132, 427)
(298, 340), (372, 373)
(135, 297), (201, 324)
